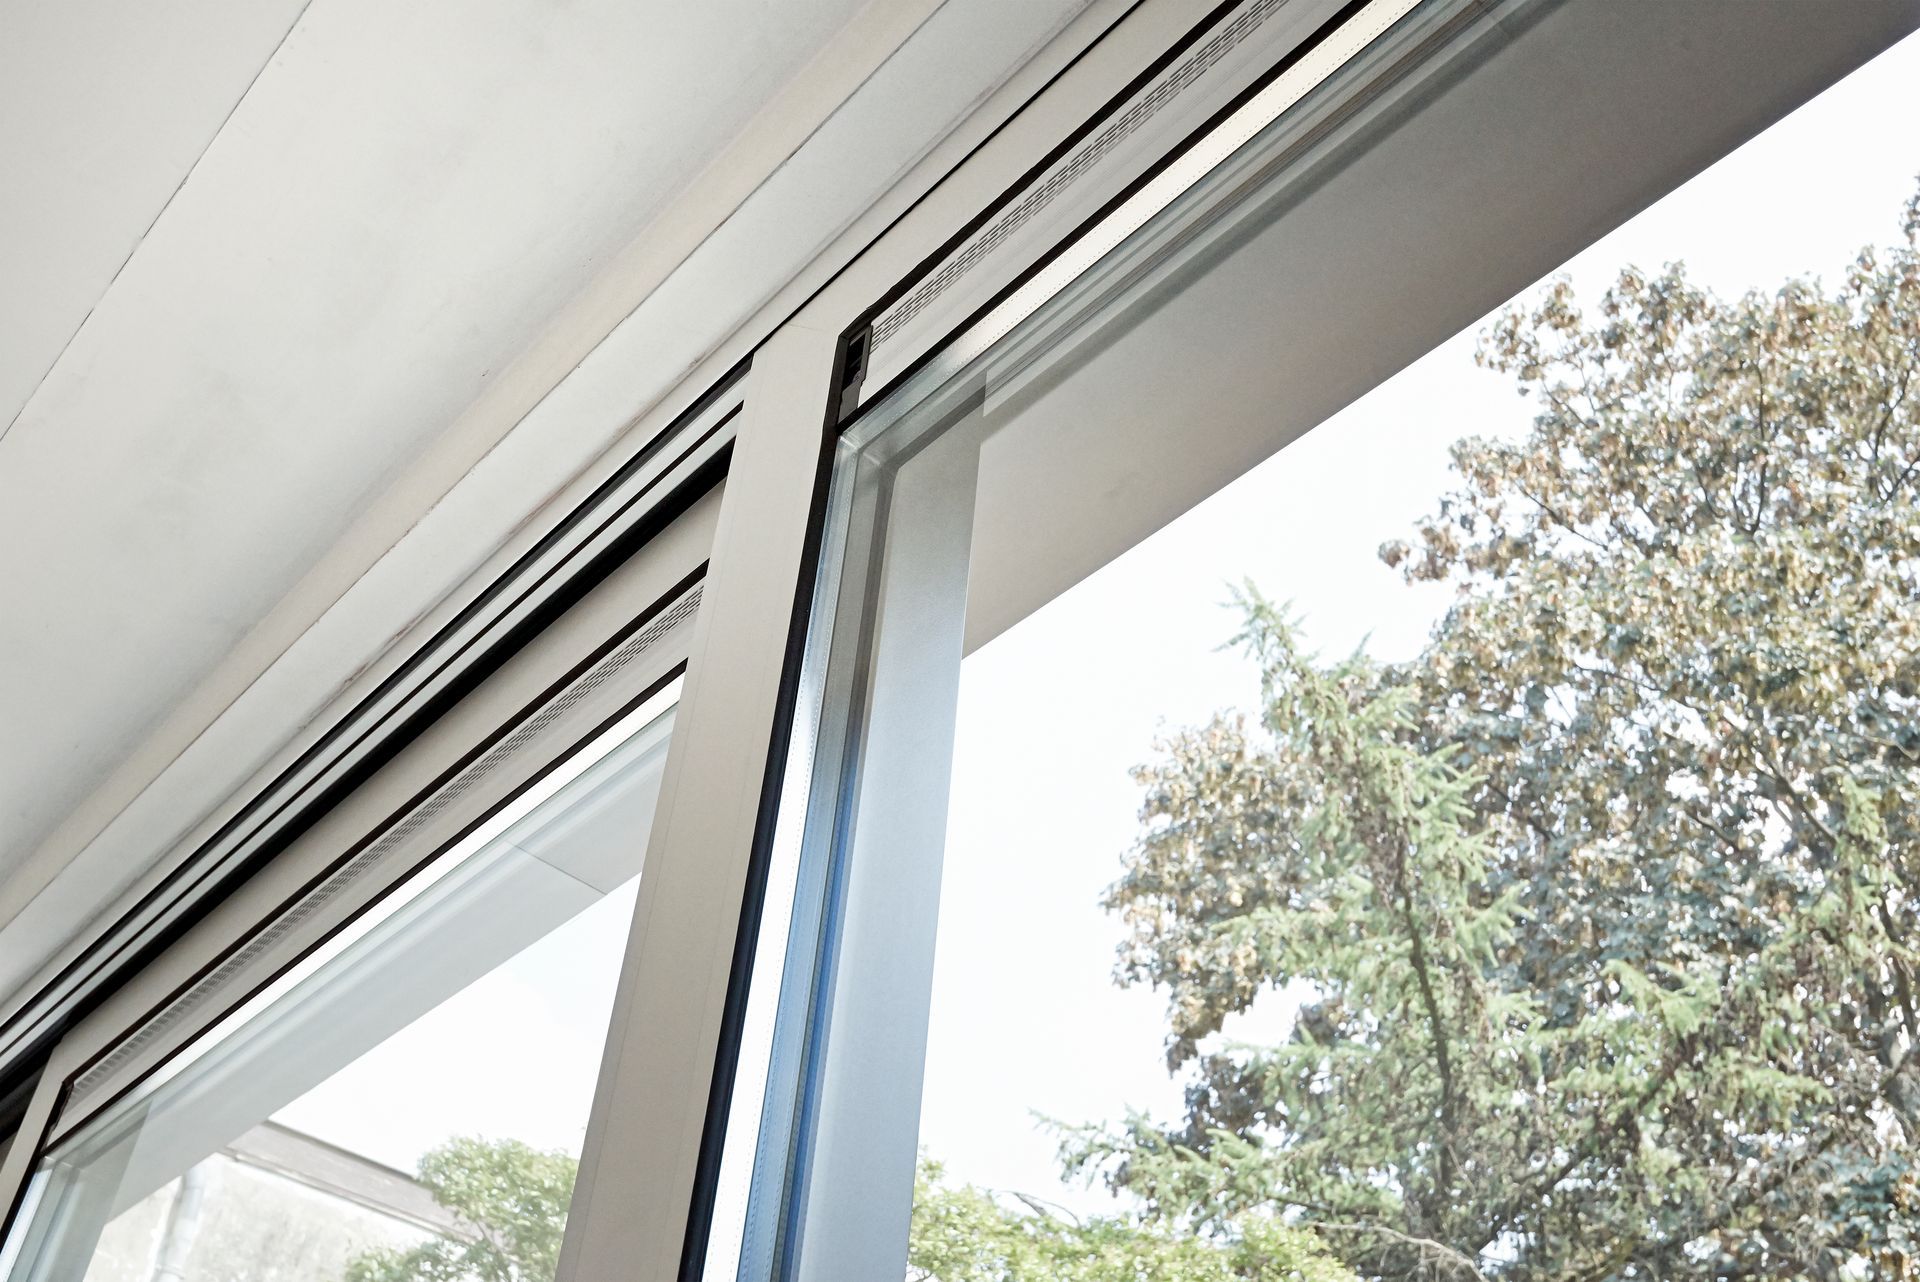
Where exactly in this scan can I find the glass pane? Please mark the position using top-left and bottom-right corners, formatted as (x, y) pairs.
(1, 696), (675, 1282)
(724, 11), (1920, 1282)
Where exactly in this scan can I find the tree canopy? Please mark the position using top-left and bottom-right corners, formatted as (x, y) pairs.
(1065, 185), (1920, 1280)
(345, 1137), (576, 1282)
(911, 1158), (1356, 1282)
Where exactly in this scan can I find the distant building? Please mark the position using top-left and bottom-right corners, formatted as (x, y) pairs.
(83, 1123), (465, 1282)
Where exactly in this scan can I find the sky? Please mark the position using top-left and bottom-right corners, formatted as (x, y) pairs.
(264, 707), (675, 1172)
(915, 27), (1920, 1217)
(269, 876), (637, 1172)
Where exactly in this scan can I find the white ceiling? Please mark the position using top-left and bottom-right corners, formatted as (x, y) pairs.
(0, 0), (869, 869)
(0, 0), (1096, 988)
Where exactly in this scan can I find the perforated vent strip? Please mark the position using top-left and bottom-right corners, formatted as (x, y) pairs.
(868, 0), (1286, 351)
(65, 584), (702, 1115)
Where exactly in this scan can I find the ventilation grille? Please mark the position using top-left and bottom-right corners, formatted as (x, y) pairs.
(867, 0), (1291, 357)
(65, 584), (702, 1117)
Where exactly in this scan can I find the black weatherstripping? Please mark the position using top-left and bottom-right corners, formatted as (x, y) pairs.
(840, 0), (1255, 354)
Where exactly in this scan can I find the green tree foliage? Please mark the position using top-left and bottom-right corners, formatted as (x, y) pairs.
(909, 1158), (1356, 1282)
(1079, 186), (1920, 1280)
(345, 1138), (577, 1282)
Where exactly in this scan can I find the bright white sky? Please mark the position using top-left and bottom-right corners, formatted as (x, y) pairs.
(271, 878), (636, 1171)
(172, 13), (1920, 1228)
(917, 29), (1920, 1217)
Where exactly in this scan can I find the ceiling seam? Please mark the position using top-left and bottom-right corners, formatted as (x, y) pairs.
(0, 0), (320, 449)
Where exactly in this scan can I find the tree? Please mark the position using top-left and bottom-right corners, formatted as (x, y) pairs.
(909, 1158), (1356, 1282)
(1076, 184), (1920, 1281)
(346, 1140), (1348, 1282)
(346, 1138), (577, 1282)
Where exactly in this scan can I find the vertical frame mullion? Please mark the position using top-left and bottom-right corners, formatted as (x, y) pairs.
(0, 1062), (63, 1272)
(555, 321), (843, 1282)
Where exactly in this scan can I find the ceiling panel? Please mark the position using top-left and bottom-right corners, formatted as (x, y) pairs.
(0, 0), (875, 881)
(0, 0), (312, 432)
